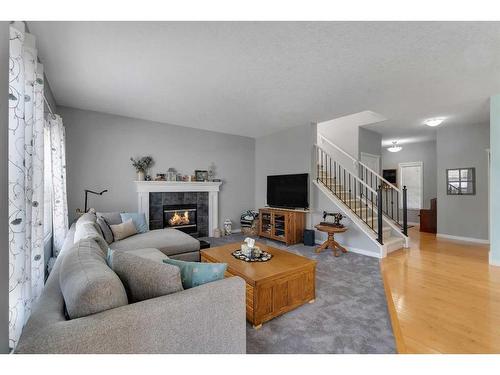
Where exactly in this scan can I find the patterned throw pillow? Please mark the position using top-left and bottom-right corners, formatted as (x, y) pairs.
(163, 259), (227, 289)
(120, 212), (149, 233)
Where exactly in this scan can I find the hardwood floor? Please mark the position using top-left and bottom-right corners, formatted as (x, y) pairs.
(380, 227), (500, 353)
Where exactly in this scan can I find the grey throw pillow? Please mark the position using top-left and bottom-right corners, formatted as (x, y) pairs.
(59, 239), (128, 319)
(97, 217), (114, 244)
(107, 249), (183, 303)
(96, 212), (123, 226)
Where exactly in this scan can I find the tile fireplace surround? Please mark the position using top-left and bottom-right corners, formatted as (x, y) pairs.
(135, 181), (222, 237)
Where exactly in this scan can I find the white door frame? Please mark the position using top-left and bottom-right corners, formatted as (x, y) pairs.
(360, 152), (381, 174)
(398, 161), (424, 209)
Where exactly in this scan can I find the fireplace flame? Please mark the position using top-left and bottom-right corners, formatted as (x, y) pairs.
(169, 210), (190, 226)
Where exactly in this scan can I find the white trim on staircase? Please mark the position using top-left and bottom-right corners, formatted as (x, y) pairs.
(314, 180), (384, 254)
(314, 239), (381, 258)
(436, 233), (490, 245)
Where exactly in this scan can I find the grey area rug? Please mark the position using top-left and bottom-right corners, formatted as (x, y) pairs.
(199, 233), (396, 354)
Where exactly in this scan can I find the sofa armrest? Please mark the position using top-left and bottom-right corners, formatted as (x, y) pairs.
(16, 276), (246, 354)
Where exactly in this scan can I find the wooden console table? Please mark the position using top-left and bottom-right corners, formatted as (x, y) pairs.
(258, 207), (306, 245)
(314, 224), (348, 257)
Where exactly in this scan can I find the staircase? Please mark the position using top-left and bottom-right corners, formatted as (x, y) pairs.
(314, 135), (409, 257)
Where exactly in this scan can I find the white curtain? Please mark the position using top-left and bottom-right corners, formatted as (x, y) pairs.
(46, 114), (68, 256)
(8, 22), (46, 348)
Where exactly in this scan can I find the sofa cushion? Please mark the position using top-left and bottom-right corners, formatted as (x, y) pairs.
(97, 211), (122, 225)
(74, 222), (108, 254)
(110, 219), (137, 241)
(109, 228), (200, 256)
(97, 216), (114, 244)
(120, 212), (148, 233)
(59, 239), (128, 319)
(108, 249), (183, 303)
(123, 248), (169, 262)
(76, 212), (97, 226)
(163, 258), (227, 289)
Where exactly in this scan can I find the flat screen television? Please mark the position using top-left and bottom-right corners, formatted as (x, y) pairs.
(267, 173), (309, 209)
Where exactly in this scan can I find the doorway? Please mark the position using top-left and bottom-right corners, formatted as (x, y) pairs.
(399, 161), (423, 210)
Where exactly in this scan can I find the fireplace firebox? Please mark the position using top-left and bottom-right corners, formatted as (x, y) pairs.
(163, 204), (198, 234)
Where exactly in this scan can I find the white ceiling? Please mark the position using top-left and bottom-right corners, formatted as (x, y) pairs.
(29, 21), (500, 139)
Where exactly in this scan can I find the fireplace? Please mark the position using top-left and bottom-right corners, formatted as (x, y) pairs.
(163, 204), (198, 234)
(137, 181), (221, 237)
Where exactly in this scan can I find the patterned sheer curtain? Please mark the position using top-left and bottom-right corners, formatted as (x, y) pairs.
(8, 22), (46, 349)
(46, 114), (68, 256)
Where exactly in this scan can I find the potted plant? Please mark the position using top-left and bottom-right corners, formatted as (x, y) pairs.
(130, 156), (154, 181)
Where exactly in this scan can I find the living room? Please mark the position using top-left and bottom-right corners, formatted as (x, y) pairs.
(2, 1), (500, 372)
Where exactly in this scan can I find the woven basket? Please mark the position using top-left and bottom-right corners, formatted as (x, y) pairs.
(241, 219), (259, 236)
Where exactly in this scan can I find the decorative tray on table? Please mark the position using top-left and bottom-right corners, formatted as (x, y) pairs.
(231, 249), (273, 262)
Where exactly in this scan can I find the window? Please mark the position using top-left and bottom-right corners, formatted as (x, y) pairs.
(43, 127), (53, 241)
(399, 162), (423, 210)
(447, 168), (475, 195)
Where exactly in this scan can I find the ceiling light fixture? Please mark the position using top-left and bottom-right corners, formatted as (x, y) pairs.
(387, 141), (402, 153)
(424, 117), (445, 127)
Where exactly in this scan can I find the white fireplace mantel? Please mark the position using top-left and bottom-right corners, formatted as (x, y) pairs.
(135, 181), (222, 236)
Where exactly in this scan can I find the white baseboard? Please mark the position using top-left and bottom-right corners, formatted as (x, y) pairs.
(436, 233), (490, 245)
(407, 221), (419, 226)
(489, 254), (500, 267)
(489, 259), (500, 266)
(314, 239), (381, 258)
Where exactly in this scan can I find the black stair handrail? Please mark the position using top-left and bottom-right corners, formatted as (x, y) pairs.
(358, 164), (408, 236)
(316, 145), (384, 244)
(317, 135), (408, 237)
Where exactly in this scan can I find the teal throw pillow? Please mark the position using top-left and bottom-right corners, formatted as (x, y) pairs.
(163, 259), (227, 289)
(120, 212), (148, 233)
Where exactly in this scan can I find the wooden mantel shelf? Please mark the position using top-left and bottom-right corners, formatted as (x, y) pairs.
(134, 180), (222, 193)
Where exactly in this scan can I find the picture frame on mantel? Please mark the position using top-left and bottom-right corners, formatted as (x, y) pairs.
(195, 170), (209, 182)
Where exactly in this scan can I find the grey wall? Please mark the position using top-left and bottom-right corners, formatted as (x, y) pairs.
(60, 106), (255, 231)
(381, 140), (438, 207)
(359, 127), (382, 158)
(255, 123), (379, 255)
(382, 140), (437, 223)
(437, 122), (490, 240)
(1, 21), (10, 353)
(255, 124), (313, 208)
(317, 118), (359, 174)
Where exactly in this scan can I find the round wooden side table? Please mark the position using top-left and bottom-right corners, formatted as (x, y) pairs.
(314, 224), (348, 257)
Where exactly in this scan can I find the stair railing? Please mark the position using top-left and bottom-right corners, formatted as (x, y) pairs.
(318, 134), (408, 236)
(315, 144), (384, 245)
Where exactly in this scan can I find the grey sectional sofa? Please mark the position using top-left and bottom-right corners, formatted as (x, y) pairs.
(15, 213), (246, 354)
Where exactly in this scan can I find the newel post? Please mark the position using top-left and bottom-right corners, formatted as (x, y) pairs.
(402, 185), (408, 236)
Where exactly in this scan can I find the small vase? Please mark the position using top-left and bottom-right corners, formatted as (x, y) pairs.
(137, 171), (145, 181)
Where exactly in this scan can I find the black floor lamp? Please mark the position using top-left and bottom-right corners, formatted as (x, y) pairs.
(84, 189), (108, 212)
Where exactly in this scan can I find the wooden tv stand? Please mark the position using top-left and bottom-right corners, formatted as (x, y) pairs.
(258, 207), (306, 245)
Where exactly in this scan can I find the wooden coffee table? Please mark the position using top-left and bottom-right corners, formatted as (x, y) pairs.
(201, 242), (316, 329)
